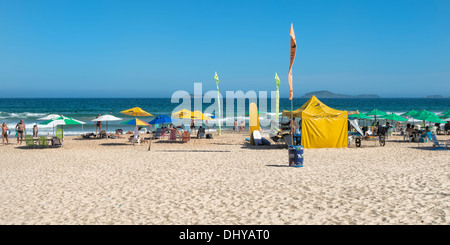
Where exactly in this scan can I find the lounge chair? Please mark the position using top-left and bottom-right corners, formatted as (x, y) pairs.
(153, 128), (162, 139)
(430, 134), (448, 150)
(56, 128), (64, 141)
(25, 135), (36, 147)
(182, 131), (190, 142)
(38, 136), (48, 147)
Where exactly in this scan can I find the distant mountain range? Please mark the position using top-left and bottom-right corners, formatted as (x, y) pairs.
(425, 95), (447, 98)
(301, 90), (380, 98)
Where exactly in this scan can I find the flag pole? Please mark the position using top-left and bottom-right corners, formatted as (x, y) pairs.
(214, 72), (221, 135)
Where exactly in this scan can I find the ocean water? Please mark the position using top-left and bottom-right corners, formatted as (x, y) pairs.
(0, 98), (449, 136)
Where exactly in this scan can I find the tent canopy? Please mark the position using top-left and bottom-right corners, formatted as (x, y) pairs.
(286, 96), (348, 149)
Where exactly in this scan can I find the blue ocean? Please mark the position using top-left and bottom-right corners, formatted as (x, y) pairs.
(0, 98), (449, 135)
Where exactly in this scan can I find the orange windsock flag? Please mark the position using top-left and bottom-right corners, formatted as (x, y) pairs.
(288, 23), (297, 101)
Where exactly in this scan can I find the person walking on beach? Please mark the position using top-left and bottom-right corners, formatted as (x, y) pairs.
(240, 120), (245, 132)
(233, 120), (238, 132)
(33, 125), (39, 137)
(15, 119), (26, 145)
(95, 114), (102, 135)
(2, 122), (9, 145)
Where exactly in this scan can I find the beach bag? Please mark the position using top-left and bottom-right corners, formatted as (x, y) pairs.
(206, 133), (212, 139)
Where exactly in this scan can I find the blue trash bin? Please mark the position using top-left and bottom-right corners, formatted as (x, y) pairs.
(288, 145), (303, 167)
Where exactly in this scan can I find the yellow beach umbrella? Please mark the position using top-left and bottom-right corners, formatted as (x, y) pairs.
(192, 111), (213, 120)
(120, 107), (153, 117)
(172, 109), (192, 118)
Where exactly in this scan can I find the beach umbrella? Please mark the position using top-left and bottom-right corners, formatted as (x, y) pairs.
(39, 115), (85, 137)
(349, 113), (372, 119)
(37, 114), (61, 135)
(37, 114), (61, 121)
(401, 110), (418, 117)
(121, 118), (150, 139)
(121, 118), (150, 126)
(172, 109), (192, 118)
(414, 113), (446, 124)
(439, 110), (450, 116)
(366, 109), (387, 123)
(39, 115), (85, 127)
(148, 114), (175, 125)
(192, 111), (213, 120)
(120, 107), (153, 117)
(92, 114), (122, 137)
(381, 113), (407, 122)
(439, 111), (450, 119)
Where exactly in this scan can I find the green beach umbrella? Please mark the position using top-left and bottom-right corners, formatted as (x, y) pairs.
(439, 110), (450, 116)
(39, 115), (85, 126)
(415, 113), (446, 124)
(366, 109), (387, 122)
(349, 113), (372, 119)
(412, 110), (433, 120)
(439, 111), (450, 119)
(39, 115), (85, 136)
(401, 109), (418, 117)
(381, 113), (407, 122)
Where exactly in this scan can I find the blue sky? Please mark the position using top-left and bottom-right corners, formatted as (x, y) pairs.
(0, 0), (449, 98)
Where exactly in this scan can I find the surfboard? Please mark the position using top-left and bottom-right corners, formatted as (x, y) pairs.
(249, 102), (260, 145)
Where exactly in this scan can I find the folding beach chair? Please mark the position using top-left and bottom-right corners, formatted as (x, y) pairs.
(182, 131), (190, 143)
(430, 134), (448, 150)
(38, 136), (48, 147)
(25, 135), (36, 148)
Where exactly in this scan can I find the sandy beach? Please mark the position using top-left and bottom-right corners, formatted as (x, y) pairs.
(0, 131), (449, 225)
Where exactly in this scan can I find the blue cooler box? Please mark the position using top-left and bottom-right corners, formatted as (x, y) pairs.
(288, 145), (303, 167)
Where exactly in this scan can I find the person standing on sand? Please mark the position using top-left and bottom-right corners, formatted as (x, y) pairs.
(33, 125), (39, 137)
(2, 122), (9, 145)
(95, 114), (102, 135)
(240, 120), (245, 132)
(15, 119), (26, 145)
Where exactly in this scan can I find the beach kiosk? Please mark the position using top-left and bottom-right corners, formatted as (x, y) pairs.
(283, 95), (348, 149)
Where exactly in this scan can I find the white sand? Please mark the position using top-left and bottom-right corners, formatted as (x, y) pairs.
(0, 132), (449, 225)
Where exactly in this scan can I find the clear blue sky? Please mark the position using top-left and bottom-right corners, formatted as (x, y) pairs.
(0, 0), (449, 98)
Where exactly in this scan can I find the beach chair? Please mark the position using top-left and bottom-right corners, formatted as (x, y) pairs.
(56, 128), (64, 141)
(153, 128), (162, 139)
(430, 134), (448, 150)
(25, 135), (36, 147)
(38, 136), (48, 147)
(182, 131), (190, 142)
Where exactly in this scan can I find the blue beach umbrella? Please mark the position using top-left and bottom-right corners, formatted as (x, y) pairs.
(148, 115), (175, 125)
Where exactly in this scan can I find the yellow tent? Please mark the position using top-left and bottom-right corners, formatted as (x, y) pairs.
(283, 95), (348, 149)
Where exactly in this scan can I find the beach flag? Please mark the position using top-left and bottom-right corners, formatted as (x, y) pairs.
(275, 73), (281, 122)
(214, 72), (221, 135)
(288, 23), (297, 101)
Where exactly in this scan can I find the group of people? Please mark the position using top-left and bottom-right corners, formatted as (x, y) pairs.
(1, 119), (37, 145)
(403, 124), (432, 142)
(233, 120), (246, 132)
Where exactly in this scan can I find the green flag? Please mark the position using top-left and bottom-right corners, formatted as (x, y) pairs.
(214, 72), (221, 135)
(275, 73), (280, 122)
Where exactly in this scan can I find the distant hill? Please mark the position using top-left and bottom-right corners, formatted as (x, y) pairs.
(301, 90), (380, 98)
(425, 95), (444, 98)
